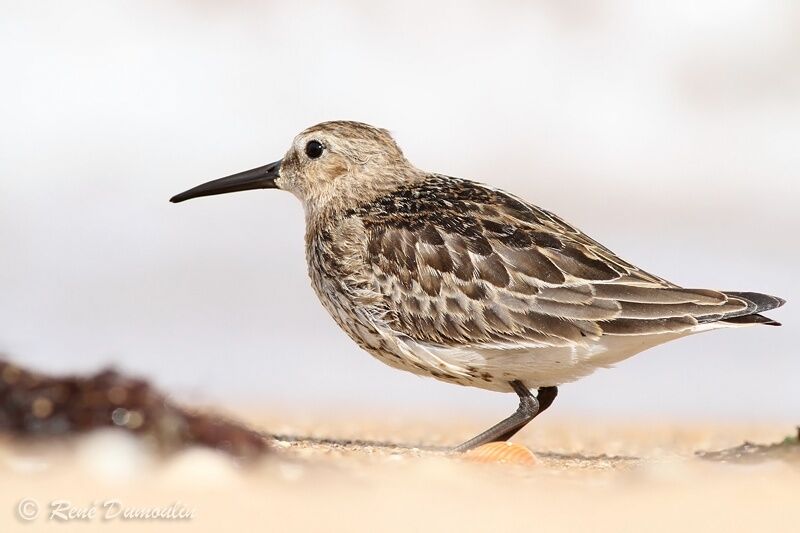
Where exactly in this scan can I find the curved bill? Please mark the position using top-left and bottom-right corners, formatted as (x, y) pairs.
(170, 159), (282, 203)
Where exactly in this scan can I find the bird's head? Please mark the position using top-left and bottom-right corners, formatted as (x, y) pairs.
(170, 121), (419, 216)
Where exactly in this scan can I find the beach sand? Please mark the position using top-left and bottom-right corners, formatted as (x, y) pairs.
(2, 413), (798, 533)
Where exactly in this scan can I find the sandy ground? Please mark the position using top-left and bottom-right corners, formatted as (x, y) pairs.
(2, 415), (798, 533)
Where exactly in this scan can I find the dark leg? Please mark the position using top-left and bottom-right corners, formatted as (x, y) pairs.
(536, 386), (558, 414)
(452, 382), (558, 453)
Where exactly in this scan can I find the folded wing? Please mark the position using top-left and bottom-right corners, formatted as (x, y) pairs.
(358, 175), (784, 349)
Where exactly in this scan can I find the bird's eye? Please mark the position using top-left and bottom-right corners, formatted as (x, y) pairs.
(305, 140), (324, 159)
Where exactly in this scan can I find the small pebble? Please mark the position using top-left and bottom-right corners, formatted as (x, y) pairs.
(76, 429), (153, 483)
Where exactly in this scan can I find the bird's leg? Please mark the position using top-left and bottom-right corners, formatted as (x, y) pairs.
(451, 382), (558, 453)
(535, 386), (558, 414)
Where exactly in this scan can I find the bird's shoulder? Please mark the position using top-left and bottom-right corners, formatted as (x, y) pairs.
(344, 174), (667, 287)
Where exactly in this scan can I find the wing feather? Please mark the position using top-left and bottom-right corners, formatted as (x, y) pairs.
(353, 175), (769, 349)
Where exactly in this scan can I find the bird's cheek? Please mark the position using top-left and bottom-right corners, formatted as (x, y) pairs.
(320, 157), (350, 183)
(328, 161), (350, 179)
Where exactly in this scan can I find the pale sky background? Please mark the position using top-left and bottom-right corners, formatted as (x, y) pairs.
(0, 1), (797, 423)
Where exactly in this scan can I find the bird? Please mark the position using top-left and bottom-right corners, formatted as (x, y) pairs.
(171, 121), (785, 452)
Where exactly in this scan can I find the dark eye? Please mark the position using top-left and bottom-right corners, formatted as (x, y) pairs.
(305, 140), (324, 159)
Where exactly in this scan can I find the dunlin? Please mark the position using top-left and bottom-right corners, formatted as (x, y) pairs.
(171, 121), (785, 451)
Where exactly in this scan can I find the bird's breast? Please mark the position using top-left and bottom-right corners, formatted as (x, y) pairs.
(305, 219), (392, 352)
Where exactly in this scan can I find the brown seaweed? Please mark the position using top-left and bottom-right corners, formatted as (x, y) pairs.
(0, 358), (268, 459)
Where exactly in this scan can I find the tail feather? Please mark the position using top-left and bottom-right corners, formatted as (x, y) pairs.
(721, 313), (782, 327)
(713, 291), (786, 326)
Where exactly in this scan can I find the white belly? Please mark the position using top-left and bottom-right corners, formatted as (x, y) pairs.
(385, 328), (700, 392)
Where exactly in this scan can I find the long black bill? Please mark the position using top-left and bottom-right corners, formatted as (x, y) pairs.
(170, 159), (282, 203)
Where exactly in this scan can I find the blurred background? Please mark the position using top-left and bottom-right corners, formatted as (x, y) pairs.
(0, 0), (797, 424)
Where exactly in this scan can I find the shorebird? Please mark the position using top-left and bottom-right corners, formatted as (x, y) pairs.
(171, 121), (785, 452)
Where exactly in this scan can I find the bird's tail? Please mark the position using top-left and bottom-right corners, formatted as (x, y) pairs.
(716, 291), (786, 326)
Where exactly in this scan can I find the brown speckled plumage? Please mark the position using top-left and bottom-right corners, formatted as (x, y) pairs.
(304, 168), (783, 389)
(262, 121), (781, 392)
(172, 120), (785, 448)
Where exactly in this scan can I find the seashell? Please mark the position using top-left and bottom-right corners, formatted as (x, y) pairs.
(462, 441), (538, 466)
